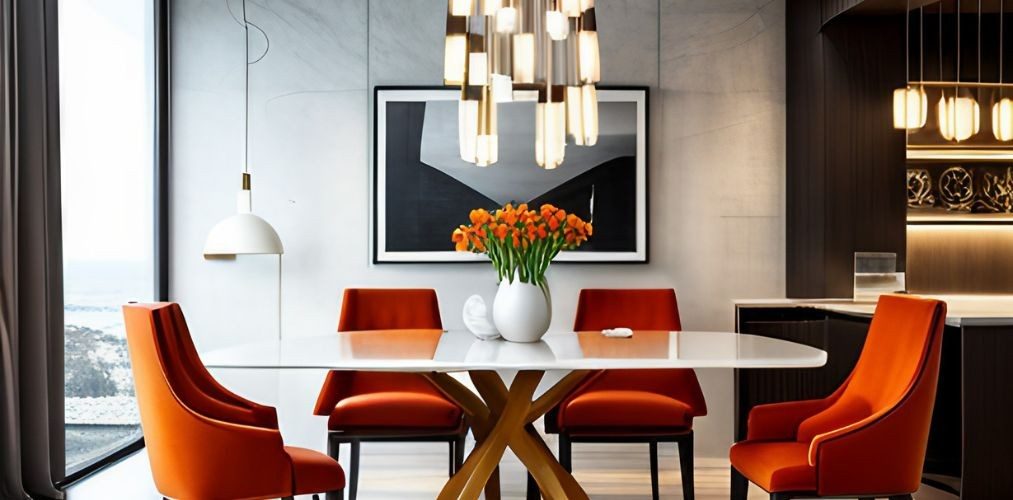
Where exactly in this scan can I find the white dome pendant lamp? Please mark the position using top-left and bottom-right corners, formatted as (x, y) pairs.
(204, 0), (282, 258)
(203, 0), (284, 341)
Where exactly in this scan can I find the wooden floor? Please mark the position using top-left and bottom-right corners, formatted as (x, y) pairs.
(339, 440), (955, 500)
(67, 440), (957, 500)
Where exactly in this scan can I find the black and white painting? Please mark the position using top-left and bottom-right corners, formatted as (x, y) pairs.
(373, 86), (647, 263)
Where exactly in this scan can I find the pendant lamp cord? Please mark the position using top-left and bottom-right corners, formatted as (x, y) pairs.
(243, 0), (249, 174)
(225, 0), (271, 175)
(906, 0), (911, 84)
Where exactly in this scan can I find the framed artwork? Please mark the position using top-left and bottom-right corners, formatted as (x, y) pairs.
(373, 86), (648, 263)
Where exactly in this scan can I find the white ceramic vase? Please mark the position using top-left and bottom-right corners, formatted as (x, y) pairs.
(493, 279), (551, 343)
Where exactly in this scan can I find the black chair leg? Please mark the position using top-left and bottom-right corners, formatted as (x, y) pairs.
(649, 440), (660, 500)
(526, 472), (540, 500)
(559, 434), (572, 472)
(770, 494), (792, 500)
(677, 433), (694, 500)
(453, 434), (465, 475)
(326, 439), (343, 500)
(731, 466), (748, 500)
(448, 440), (455, 477)
(349, 440), (360, 500)
(888, 496), (914, 500)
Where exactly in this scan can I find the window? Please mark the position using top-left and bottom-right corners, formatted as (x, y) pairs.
(58, 0), (157, 475)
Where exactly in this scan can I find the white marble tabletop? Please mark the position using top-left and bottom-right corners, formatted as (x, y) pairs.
(201, 329), (827, 372)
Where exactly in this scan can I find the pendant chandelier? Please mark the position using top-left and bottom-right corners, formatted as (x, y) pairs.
(894, 0), (928, 130)
(994, 0), (1013, 140)
(937, 0), (981, 142)
(444, 0), (601, 169)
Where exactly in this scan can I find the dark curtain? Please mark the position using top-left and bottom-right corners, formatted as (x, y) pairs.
(1, 0), (65, 498)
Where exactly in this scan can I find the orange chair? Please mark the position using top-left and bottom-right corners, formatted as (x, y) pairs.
(123, 302), (345, 500)
(312, 289), (466, 500)
(530, 289), (707, 500)
(730, 295), (947, 500)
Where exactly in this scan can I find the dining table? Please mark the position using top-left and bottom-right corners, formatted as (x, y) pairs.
(202, 329), (827, 500)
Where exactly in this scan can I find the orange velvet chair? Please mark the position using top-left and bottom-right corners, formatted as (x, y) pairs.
(123, 302), (345, 500)
(529, 289), (707, 500)
(312, 289), (466, 500)
(730, 295), (947, 500)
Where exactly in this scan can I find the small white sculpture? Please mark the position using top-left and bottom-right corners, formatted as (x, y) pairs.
(463, 294), (500, 340)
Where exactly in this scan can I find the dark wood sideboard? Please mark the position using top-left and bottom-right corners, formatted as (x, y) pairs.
(735, 303), (1013, 498)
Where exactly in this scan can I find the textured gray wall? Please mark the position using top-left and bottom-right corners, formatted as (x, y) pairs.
(170, 0), (785, 459)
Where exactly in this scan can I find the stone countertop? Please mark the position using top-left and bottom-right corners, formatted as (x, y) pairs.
(734, 295), (1013, 327)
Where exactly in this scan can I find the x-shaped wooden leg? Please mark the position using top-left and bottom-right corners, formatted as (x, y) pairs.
(424, 370), (591, 500)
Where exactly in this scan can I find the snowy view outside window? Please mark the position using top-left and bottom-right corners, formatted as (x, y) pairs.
(59, 0), (155, 473)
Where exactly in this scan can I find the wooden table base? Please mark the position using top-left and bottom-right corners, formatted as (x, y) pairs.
(423, 370), (591, 500)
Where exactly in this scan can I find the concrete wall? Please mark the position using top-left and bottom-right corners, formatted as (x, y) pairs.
(171, 0), (785, 459)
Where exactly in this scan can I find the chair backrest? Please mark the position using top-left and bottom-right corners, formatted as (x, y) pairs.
(566, 289), (707, 418)
(316, 289), (445, 408)
(797, 295), (946, 443)
(123, 303), (291, 499)
(574, 289), (682, 331)
(338, 288), (443, 332)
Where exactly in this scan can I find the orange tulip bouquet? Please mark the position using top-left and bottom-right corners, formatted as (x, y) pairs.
(452, 203), (592, 342)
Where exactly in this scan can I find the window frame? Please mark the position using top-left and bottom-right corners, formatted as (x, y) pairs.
(57, 0), (170, 487)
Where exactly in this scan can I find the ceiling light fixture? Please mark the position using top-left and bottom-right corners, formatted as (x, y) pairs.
(894, 0), (928, 130)
(444, 0), (601, 169)
(203, 0), (283, 257)
(995, 0), (1013, 140)
(938, 0), (981, 142)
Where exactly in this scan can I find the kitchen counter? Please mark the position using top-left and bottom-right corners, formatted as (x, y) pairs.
(735, 294), (1013, 326)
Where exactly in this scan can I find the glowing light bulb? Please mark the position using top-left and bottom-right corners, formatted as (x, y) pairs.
(475, 96), (498, 166)
(443, 35), (467, 85)
(566, 85), (598, 146)
(482, 0), (501, 15)
(450, 0), (473, 16)
(491, 73), (513, 102)
(892, 86), (927, 129)
(536, 102), (566, 169)
(458, 99), (478, 163)
(937, 94), (980, 142)
(561, 0), (581, 16)
(578, 30), (600, 83)
(936, 94), (984, 141)
(496, 6), (517, 33)
(993, 98), (1013, 141)
(468, 52), (488, 86)
(512, 33), (535, 83)
(546, 10), (569, 40)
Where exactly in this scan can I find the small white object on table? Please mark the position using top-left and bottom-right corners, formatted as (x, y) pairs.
(601, 327), (633, 338)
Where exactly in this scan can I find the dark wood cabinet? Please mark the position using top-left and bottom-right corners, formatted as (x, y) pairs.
(734, 308), (868, 440)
